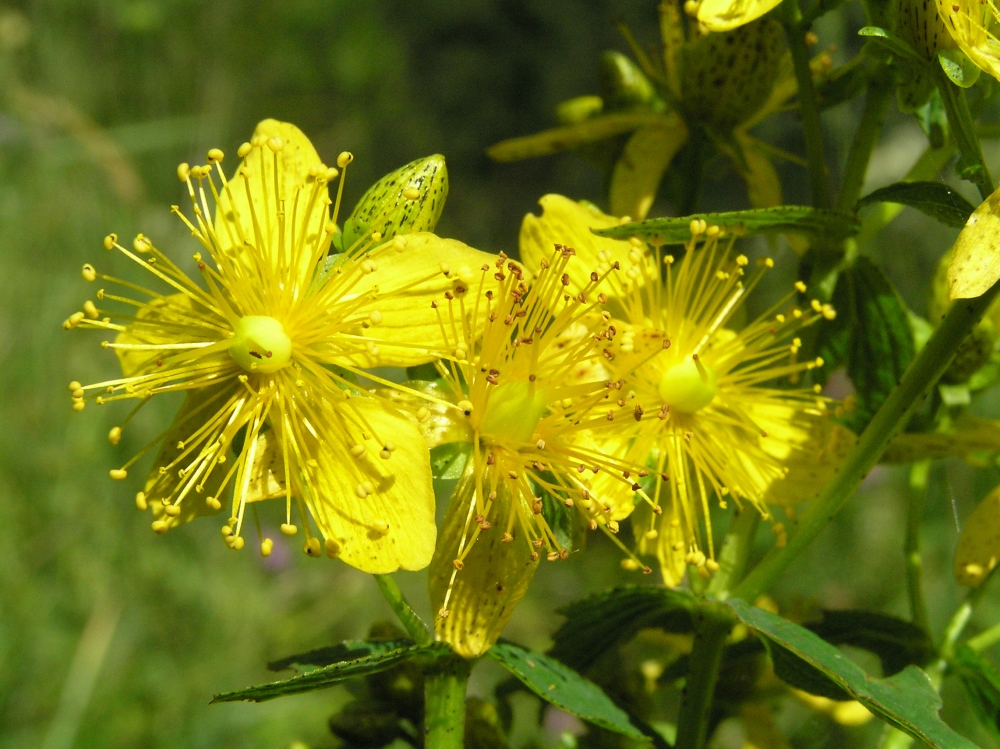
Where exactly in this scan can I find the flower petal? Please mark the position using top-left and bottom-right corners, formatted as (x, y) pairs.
(697, 0), (784, 32)
(331, 232), (496, 368)
(142, 385), (233, 528)
(214, 119), (330, 286)
(519, 195), (640, 299)
(307, 398), (437, 573)
(429, 465), (538, 657)
(609, 117), (688, 220)
(115, 293), (218, 378)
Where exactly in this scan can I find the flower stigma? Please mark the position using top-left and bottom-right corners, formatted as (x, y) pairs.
(228, 315), (292, 374)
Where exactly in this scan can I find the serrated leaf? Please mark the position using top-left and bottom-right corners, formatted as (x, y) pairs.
(857, 181), (975, 228)
(486, 641), (646, 740)
(815, 257), (915, 430)
(593, 206), (859, 244)
(487, 113), (670, 162)
(549, 586), (697, 671)
(858, 26), (925, 65)
(726, 599), (978, 748)
(212, 643), (446, 703)
(953, 644), (1000, 739)
(267, 639), (413, 673)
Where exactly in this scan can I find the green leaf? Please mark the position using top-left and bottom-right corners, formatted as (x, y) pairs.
(267, 639), (413, 673)
(212, 643), (446, 703)
(857, 181), (975, 228)
(808, 610), (935, 675)
(549, 586), (697, 671)
(486, 641), (647, 740)
(486, 113), (672, 162)
(939, 49), (982, 89)
(858, 26), (924, 65)
(430, 442), (471, 481)
(592, 206), (860, 244)
(726, 599), (978, 749)
(953, 644), (1000, 739)
(815, 257), (916, 430)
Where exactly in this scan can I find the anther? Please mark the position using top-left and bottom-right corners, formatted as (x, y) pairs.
(176, 163), (190, 181)
(304, 538), (321, 556)
(266, 136), (284, 152)
(164, 504), (181, 517)
(403, 188), (421, 200)
(237, 142), (252, 158)
(207, 148), (224, 162)
(260, 538), (274, 557)
(336, 151), (354, 168)
(280, 523), (298, 535)
(372, 519), (390, 534)
(135, 492), (147, 510)
(82, 264), (97, 282)
(325, 538), (341, 558)
(151, 520), (169, 534)
(206, 497), (222, 511)
(109, 468), (128, 480)
(457, 399), (473, 416)
(83, 300), (98, 319)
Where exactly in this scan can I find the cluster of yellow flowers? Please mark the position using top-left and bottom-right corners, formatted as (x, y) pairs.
(65, 120), (844, 656)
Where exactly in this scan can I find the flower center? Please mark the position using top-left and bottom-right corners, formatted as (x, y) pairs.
(478, 381), (548, 444)
(229, 316), (292, 374)
(657, 357), (717, 414)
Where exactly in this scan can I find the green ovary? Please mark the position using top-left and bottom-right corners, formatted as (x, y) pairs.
(479, 382), (548, 444)
(229, 316), (292, 374)
(658, 358), (718, 414)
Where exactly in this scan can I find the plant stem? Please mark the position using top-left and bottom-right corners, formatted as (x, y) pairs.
(706, 509), (760, 599)
(935, 68), (994, 200)
(374, 574), (433, 646)
(674, 602), (735, 749)
(732, 281), (1000, 603)
(905, 461), (930, 635)
(781, 0), (831, 209)
(424, 653), (471, 749)
(968, 618), (1000, 653)
(835, 72), (892, 213)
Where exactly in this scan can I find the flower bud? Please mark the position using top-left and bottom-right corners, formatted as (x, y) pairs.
(680, 18), (784, 131)
(343, 154), (449, 249)
(599, 50), (657, 110)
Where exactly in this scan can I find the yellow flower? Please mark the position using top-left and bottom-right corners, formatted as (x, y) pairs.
(65, 119), (491, 574)
(425, 247), (658, 657)
(695, 0), (783, 32)
(519, 196), (848, 585)
(936, 0), (1000, 81)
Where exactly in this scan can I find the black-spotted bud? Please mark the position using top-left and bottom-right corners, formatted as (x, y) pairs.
(599, 50), (657, 110)
(896, 0), (956, 60)
(680, 18), (784, 130)
(343, 154), (449, 250)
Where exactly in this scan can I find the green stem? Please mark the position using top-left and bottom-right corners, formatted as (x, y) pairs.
(424, 653), (471, 749)
(905, 461), (930, 635)
(935, 67), (994, 200)
(781, 0), (830, 209)
(835, 72), (892, 213)
(706, 509), (760, 599)
(732, 281), (1000, 603)
(968, 618), (1000, 653)
(674, 602), (735, 749)
(374, 574), (432, 646)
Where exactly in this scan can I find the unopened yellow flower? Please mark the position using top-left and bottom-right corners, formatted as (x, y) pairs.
(65, 119), (490, 574)
(425, 247), (657, 657)
(519, 196), (849, 585)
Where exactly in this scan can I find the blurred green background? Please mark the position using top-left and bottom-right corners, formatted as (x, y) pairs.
(2, 1), (999, 747)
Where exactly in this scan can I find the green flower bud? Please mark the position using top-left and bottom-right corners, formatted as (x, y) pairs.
(680, 18), (784, 131)
(555, 94), (604, 125)
(344, 154), (449, 250)
(599, 50), (656, 110)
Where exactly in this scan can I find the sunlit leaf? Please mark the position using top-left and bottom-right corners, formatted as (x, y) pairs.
(857, 181), (976, 228)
